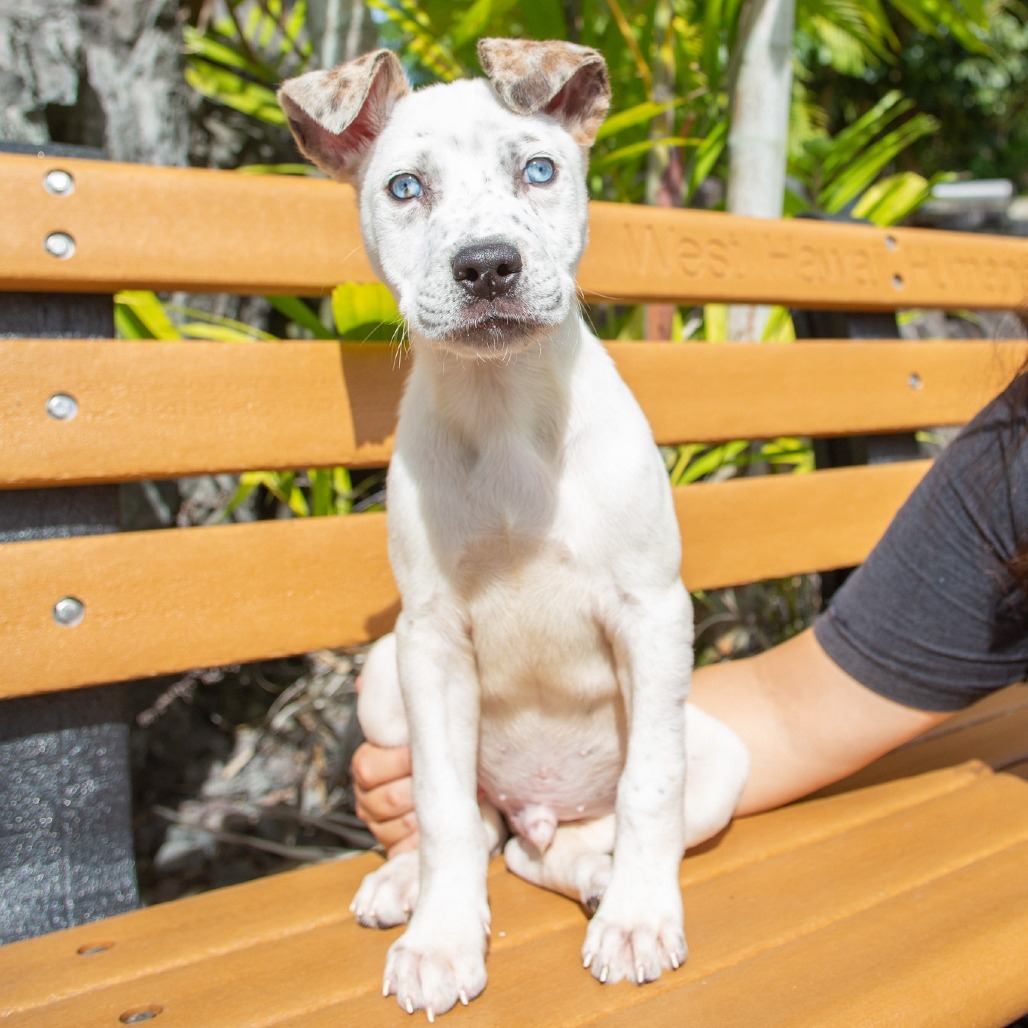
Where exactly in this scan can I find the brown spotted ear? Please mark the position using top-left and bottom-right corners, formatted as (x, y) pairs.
(278, 50), (409, 182)
(477, 38), (610, 148)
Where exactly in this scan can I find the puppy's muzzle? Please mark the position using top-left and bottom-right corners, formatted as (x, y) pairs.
(452, 241), (523, 300)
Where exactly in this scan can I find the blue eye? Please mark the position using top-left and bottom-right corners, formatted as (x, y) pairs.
(389, 173), (423, 200)
(524, 157), (555, 185)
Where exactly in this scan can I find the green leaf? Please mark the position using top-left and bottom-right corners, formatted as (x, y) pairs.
(818, 91), (911, 179)
(595, 100), (685, 142)
(703, 303), (728, 342)
(451, 0), (521, 48)
(114, 291), (180, 340)
(686, 120), (728, 200)
(850, 171), (932, 226)
(235, 164), (317, 176)
(331, 282), (402, 338)
(185, 62), (286, 125)
(820, 113), (938, 212)
(267, 295), (334, 339)
(591, 136), (699, 174)
(167, 305), (278, 342)
(310, 468), (334, 517)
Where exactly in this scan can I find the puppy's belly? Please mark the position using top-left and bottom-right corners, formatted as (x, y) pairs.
(478, 708), (623, 834)
(464, 542), (626, 838)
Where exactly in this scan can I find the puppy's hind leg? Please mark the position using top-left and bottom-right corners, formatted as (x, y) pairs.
(503, 816), (615, 912)
(683, 704), (750, 850)
(357, 632), (408, 749)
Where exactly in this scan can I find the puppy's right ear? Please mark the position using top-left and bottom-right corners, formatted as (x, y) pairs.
(278, 50), (409, 182)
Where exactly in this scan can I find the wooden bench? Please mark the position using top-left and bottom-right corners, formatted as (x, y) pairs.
(2, 150), (1028, 1025)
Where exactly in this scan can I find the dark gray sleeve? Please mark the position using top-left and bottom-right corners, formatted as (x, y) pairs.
(813, 377), (1028, 712)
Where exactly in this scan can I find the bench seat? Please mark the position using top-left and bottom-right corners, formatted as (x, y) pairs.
(3, 756), (1027, 1026)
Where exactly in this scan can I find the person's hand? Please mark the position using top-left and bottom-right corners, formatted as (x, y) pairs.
(352, 741), (419, 857)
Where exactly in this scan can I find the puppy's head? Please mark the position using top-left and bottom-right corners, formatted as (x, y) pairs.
(278, 40), (610, 358)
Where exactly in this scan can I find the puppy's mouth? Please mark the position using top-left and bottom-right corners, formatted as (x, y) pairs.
(441, 299), (548, 350)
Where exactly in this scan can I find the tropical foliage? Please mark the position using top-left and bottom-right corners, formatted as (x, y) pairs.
(138, 0), (1022, 623)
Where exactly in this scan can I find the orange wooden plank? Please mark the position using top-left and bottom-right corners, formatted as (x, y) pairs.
(612, 338), (1025, 446)
(0, 153), (375, 296)
(591, 839), (1028, 1027)
(4, 764), (1020, 1028)
(4, 338), (1021, 488)
(0, 514), (398, 698)
(676, 459), (930, 591)
(0, 761), (984, 1018)
(0, 462), (926, 698)
(1, 339), (403, 486)
(583, 199), (1028, 309)
(318, 773), (1028, 1028)
(2, 153), (1026, 309)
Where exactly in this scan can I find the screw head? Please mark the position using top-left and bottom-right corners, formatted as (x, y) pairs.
(43, 169), (75, 196)
(119, 1007), (163, 1024)
(44, 232), (76, 259)
(46, 393), (78, 420)
(53, 597), (86, 627)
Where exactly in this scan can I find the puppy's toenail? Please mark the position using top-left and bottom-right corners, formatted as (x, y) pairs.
(600, 964), (609, 984)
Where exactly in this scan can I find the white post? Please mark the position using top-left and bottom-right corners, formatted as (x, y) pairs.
(725, 0), (796, 341)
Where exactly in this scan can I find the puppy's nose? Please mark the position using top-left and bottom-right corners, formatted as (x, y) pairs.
(452, 242), (523, 299)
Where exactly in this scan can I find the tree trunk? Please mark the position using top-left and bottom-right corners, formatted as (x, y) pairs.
(307, 0), (379, 68)
(725, 0), (795, 341)
(644, 0), (679, 341)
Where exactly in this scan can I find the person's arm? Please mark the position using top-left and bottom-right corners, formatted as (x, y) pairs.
(351, 625), (952, 849)
(690, 626), (951, 815)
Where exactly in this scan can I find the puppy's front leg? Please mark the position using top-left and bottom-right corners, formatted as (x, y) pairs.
(585, 582), (691, 985)
(384, 610), (490, 1019)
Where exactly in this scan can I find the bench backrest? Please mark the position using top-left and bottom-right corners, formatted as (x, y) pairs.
(2, 152), (1026, 699)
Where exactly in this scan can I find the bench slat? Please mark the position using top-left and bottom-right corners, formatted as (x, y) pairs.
(3, 338), (1022, 488)
(584, 199), (1028, 311)
(3, 153), (1026, 309)
(0, 764), (980, 1014)
(0, 462), (926, 698)
(4, 764), (1026, 1026)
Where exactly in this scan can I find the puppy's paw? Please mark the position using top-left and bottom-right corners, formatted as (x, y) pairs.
(384, 921), (488, 1020)
(581, 896), (687, 985)
(351, 850), (419, 928)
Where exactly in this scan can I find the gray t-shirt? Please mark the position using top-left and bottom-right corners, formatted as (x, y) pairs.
(813, 374), (1028, 712)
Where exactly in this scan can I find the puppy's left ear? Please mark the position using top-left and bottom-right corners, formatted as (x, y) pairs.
(478, 38), (610, 148)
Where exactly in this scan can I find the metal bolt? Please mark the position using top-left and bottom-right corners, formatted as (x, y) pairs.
(46, 393), (78, 421)
(44, 232), (76, 260)
(908, 373), (923, 390)
(885, 235), (897, 251)
(77, 943), (113, 956)
(119, 1010), (162, 1024)
(43, 169), (75, 196)
(891, 273), (904, 289)
(53, 597), (86, 627)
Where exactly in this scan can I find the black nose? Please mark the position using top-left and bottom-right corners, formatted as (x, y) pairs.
(452, 242), (523, 299)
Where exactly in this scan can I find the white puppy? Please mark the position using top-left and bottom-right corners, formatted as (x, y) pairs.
(279, 38), (749, 1020)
